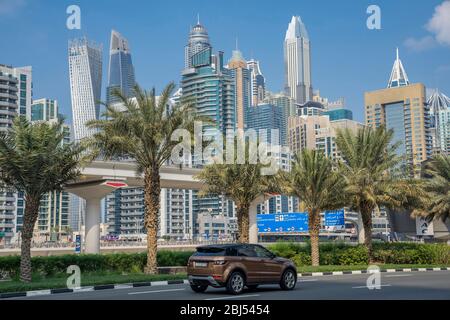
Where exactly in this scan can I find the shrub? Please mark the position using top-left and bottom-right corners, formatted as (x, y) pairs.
(0, 251), (193, 277)
(337, 246), (369, 265)
(292, 252), (311, 267)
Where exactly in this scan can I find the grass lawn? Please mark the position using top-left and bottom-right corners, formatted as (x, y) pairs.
(0, 272), (187, 294)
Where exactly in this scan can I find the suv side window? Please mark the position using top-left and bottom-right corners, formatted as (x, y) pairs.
(225, 247), (238, 256)
(237, 245), (257, 257)
(254, 245), (274, 258)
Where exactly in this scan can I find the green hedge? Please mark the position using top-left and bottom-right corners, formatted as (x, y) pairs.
(268, 242), (450, 266)
(0, 251), (194, 278)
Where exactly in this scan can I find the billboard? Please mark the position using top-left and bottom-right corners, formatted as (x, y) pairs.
(324, 210), (345, 227)
(257, 213), (308, 233)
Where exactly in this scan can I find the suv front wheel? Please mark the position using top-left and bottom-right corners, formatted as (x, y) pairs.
(226, 271), (245, 295)
(280, 269), (297, 290)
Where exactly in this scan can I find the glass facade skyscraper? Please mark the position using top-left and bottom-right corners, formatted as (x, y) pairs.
(246, 103), (286, 146)
(181, 22), (236, 237)
(106, 30), (136, 105)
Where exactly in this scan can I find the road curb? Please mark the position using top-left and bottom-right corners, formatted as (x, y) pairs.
(297, 267), (450, 277)
(1, 267), (449, 299)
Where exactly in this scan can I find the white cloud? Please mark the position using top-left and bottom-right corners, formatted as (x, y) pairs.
(404, 36), (436, 52)
(0, 0), (26, 15)
(427, 0), (450, 46)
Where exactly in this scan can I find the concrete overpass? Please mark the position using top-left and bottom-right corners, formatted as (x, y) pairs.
(65, 161), (264, 254)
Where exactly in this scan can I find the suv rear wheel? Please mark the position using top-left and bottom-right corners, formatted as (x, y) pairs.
(226, 271), (245, 295)
(190, 284), (208, 293)
(280, 269), (297, 290)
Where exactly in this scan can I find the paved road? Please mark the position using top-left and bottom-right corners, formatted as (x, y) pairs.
(10, 271), (450, 300)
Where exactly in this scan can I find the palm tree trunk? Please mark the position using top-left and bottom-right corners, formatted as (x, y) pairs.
(309, 208), (321, 267)
(236, 204), (250, 243)
(144, 168), (161, 274)
(360, 206), (374, 263)
(20, 195), (41, 282)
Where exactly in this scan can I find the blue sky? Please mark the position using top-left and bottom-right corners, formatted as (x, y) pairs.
(0, 0), (449, 123)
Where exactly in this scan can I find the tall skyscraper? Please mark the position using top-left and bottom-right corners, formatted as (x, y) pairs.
(106, 30), (136, 105)
(184, 17), (212, 69)
(68, 38), (103, 141)
(247, 59), (266, 106)
(181, 21), (236, 237)
(365, 50), (432, 177)
(428, 89), (450, 155)
(284, 16), (313, 104)
(228, 47), (251, 130)
(0, 64), (32, 244)
(182, 23), (235, 139)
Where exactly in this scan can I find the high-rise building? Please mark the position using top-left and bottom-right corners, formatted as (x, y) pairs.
(31, 98), (58, 122)
(324, 108), (353, 121)
(68, 38), (103, 141)
(365, 50), (432, 177)
(28, 99), (72, 239)
(284, 16), (313, 104)
(228, 48), (251, 130)
(246, 103), (286, 146)
(184, 17), (212, 69)
(181, 21), (236, 236)
(428, 89), (450, 155)
(256, 145), (298, 215)
(106, 30), (136, 105)
(0, 64), (32, 122)
(247, 59), (266, 106)
(0, 64), (32, 244)
(288, 115), (364, 159)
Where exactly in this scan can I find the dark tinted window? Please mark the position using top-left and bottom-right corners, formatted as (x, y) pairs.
(225, 247), (238, 256)
(254, 245), (274, 258)
(238, 245), (257, 257)
(194, 247), (225, 256)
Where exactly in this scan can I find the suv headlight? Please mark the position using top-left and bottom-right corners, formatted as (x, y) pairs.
(214, 260), (226, 265)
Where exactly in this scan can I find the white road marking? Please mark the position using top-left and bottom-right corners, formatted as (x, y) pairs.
(298, 279), (319, 282)
(205, 294), (260, 300)
(385, 274), (412, 278)
(26, 290), (51, 297)
(128, 288), (186, 295)
(352, 284), (392, 289)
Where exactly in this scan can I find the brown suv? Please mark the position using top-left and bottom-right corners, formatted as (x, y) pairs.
(187, 244), (297, 294)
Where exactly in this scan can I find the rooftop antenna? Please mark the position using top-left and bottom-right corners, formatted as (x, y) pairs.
(197, 13), (200, 25)
(235, 37), (239, 50)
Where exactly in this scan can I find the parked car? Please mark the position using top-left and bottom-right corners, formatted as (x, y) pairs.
(187, 243), (297, 295)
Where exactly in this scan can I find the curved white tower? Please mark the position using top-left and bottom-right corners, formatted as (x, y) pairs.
(68, 37), (103, 141)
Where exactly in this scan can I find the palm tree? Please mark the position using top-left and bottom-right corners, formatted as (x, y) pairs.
(0, 117), (84, 282)
(86, 83), (207, 274)
(280, 149), (346, 266)
(195, 139), (277, 243)
(416, 155), (450, 222)
(335, 126), (426, 262)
